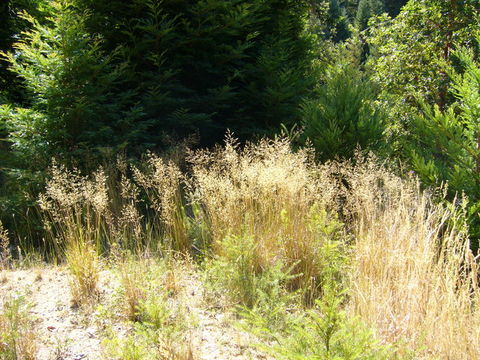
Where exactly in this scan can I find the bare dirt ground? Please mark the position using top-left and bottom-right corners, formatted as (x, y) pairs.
(0, 266), (267, 360)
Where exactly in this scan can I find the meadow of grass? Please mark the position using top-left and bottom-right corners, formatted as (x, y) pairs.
(1, 136), (479, 359)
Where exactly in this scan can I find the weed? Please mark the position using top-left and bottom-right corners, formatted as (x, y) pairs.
(52, 336), (72, 360)
(104, 258), (195, 360)
(342, 157), (480, 358)
(0, 223), (11, 270)
(117, 257), (147, 322)
(0, 295), (37, 360)
(66, 239), (100, 307)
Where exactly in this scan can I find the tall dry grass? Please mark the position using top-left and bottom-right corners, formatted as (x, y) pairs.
(132, 153), (188, 253)
(38, 155), (187, 258)
(0, 222), (11, 270)
(188, 135), (344, 302)
(338, 158), (480, 359)
(38, 162), (110, 257)
(33, 137), (480, 358)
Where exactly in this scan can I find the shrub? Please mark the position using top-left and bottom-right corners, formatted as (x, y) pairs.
(301, 64), (386, 162)
(244, 286), (390, 360)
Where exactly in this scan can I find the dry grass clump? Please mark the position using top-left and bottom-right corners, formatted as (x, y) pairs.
(39, 155), (188, 259)
(38, 163), (104, 305)
(0, 295), (37, 360)
(38, 162), (110, 257)
(340, 158), (480, 359)
(132, 153), (189, 253)
(189, 135), (343, 301)
(66, 239), (100, 307)
(116, 256), (189, 321)
(118, 257), (147, 321)
(0, 222), (11, 270)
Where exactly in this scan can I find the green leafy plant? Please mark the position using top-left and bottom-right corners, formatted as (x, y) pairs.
(205, 235), (297, 310)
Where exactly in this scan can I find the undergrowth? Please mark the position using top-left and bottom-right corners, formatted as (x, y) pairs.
(102, 257), (196, 360)
(1, 136), (478, 359)
(0, 295), (37, 360)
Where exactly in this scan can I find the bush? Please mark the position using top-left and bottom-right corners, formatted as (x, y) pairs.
(406, 43), (480, 247)
(244, 286), (391, 360)
(301, 64), (386, 162)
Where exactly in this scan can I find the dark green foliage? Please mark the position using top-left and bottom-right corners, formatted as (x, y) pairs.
(407, 44), (480, 245)
(326, 0), (351, 42)
(383, 0), (407, 16)
(2, 0), (315, 159)
(301, 64), (386, 162)
(71, 0), (314, 146)
(0, 0), (51, 104)
(355, 0), (384, 30)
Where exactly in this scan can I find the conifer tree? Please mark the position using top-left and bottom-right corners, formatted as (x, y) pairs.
(0, 0), (50, 104)
(306, 1), (349, 43)
(408, 44), (480, 244)
(0, 1), (135, 166)
(1, 0), (316, 163)
(356, 0), (384, 30)
(301, 61), (386, 162)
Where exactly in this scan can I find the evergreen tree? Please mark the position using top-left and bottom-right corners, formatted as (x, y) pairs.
(1, 0), (315, 160)
(301, 61), (386, 162)
(309, 0), (351, 42)
(355, 0), (384, 30)
(0, 0), (50, 104)
(1, 1), (136, 166)
(407, 43), (480, 246)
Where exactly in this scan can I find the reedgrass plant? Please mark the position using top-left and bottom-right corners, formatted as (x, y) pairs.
(189, 135), (346, 303)
(38, 162), (111, 257)
(132, 153), (189, 253)
(339, 158), (480, 359)
(38, 155), (189, 260)
(27, 135), (480, 358)
(0, 222), (11, 270)
(0, 295), (37, 360)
